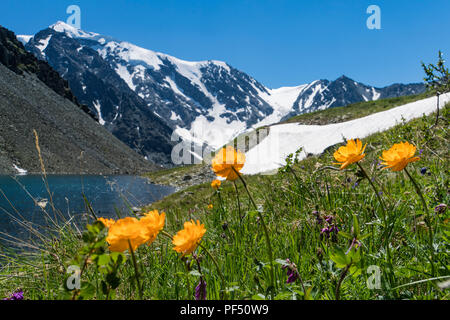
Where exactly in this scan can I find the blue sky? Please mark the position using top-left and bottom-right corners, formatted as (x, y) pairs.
(1, 0), (449, 88)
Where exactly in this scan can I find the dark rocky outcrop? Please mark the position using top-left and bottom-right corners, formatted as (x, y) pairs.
(284, 75), (425, 120)
(0, 25), (158, 175)
(23, 27), (175, 165)
(0, 62), (157, 175)
(0, 25), (98, 121)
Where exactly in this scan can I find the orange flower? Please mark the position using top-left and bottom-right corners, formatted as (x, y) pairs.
(333, 139), (367, 170)
(207, 204), (213, 210)
(97, 217), (115, 228)
(211, 146), (245, 181)
(106, 217), (148, 252)
(172, 220), (206, 256)
(139, 210), (166, 245)
(211, 179), (221, 190)
(379, 142), (420, 171)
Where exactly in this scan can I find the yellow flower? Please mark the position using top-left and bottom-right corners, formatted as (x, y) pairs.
(97, 217), (115, 228)
(207, 204), (213, 210)
(211, 146), (245, 181)
(172, 220), (206, 256)
(333, 139), (367, 170)
(211, 179), (221, 190)
(139, 210), (166, 245)
(379, 142), (420, 171)
(106, 217), (148, 252)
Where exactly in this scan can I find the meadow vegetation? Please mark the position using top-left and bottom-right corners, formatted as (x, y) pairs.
(0, 101), (448, 300)
(282, 91), (432, 125)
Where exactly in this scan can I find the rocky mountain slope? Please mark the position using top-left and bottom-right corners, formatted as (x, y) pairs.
(20, 22), (425, 153)
(21, 24), (175, 165)
(0, 25), (156, 175)
(281, 76), (425, 121)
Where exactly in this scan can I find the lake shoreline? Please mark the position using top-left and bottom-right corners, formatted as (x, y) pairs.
(0, 174), (176, 240)
(0, 166), (165, 176)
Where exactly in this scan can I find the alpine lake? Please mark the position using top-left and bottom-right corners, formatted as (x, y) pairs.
(0, 174), (175, 243)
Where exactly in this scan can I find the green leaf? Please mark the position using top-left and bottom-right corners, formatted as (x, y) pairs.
(57, 285), (75, 300)
(101, 281), (108, 295)
(359, 233), (371, 241)
(347, 246), (361, 264)
(304, 286), (313, 300)
(353, 214), (360, 236)
(96, 254), (110, 266)
(349, 265), (362, 277)
(338, 231), (353, 240)
(77, 281), (96, 300)
(252, 293), (266, 300)
(274, 291), (293, 300)
(106, 273), (121, 289)
(110, 252), (126, 265)
(330, 247), (350, 268)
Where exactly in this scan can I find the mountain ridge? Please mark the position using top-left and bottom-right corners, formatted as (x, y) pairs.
(0, 25), (157, 175)
(20, 21), (425, 156)
(22, 24), (176, 165)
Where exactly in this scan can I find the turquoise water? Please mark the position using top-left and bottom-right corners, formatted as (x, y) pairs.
(0, 175), (175, 240)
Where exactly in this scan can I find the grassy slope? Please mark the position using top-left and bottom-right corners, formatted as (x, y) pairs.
(149, 102), (449, 215)
(281, 91), (432, 125)
(144, 164), (215, 190)
(145, 92), (435, 190)
(144, 93), (436, 190)
(2, 102), (447, 300)
(147, 104), (450, 300)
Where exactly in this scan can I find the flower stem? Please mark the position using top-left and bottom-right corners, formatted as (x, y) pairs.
(356, 162), (394, 283)
(335, 263), (351, 300)
(233, 181), (242, 222)
(404, 167), (435, 275)
(182, 259), (192, 300)
(161, 230), (173, 240)
(404, 167), (429, 213)
(356, 162), (387, 217)
(216, 190), (227, 220)
(297, 271), (307, 297)
(199, 243), (227, 300)
(128, 240), (143, 300)
(356, 163), (389, 240)
(193, 254), (206, 300)
(163, 230), (193, 299)
(232, 167), (276, 299)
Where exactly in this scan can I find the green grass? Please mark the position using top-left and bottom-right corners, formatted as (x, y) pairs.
(147, 92), (434, 184)
(145, 164), (200, 181)
(282, 92), (433, 125)
(144, 164), (202, 186)
(144, 163), (216, 190)
(0, 103), (448, 301)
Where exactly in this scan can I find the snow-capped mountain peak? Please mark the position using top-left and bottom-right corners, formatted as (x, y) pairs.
(16, 34), (33, 46)
(45, 25), (274, 148)
(22, 22), (425, 162)
(50, 21), (101, 39)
